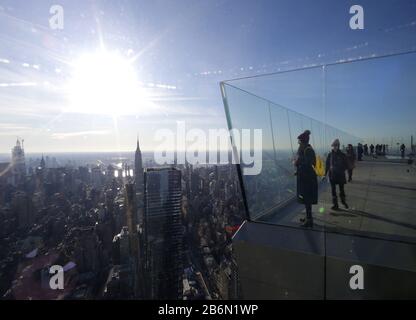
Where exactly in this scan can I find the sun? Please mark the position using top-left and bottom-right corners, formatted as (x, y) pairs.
(66, 50), (146, 116)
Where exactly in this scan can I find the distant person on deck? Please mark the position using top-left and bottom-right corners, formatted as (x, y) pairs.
(357, 143), (363, 161)
(400, 144), (406, 158)
(295, 130), (318, 228)
(364, 144), (368, 156)
(382, 144), (386, 155)
(370, 144), (375, 156)
(346, 144), (356, 182)
(325, 139), (349, 210)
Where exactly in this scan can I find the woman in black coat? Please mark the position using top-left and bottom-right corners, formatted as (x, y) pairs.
(325, 139), (349, 210)
(295, 130), (318, 227)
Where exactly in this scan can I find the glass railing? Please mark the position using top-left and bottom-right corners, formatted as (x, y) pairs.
(221, 51), (416, 243)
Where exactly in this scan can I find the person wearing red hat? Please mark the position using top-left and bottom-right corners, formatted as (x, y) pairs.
(295, 130), (318, 227)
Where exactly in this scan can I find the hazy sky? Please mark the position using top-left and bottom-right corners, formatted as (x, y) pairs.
(0, 0), (415, 154)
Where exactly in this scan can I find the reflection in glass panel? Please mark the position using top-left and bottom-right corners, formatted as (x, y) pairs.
(227, 67), (324, 121)
(270, 103), (297, 211)
(222, 83), (278, 220)
(222, 81), (364, 227)
(223, 51), (416, 244)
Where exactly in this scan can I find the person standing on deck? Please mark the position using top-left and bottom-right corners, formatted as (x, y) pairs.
(357, 143), (363, 161)
(346, 144), (356, 182)
(325, 139), (349, 210)
(400, 143), (406, 158)
(295, 130), (318, 228)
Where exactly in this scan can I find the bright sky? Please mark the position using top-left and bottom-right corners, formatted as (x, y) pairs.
(0, 0), (415, 153)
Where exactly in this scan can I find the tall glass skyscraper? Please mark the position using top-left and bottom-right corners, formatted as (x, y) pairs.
(144, 167), (183, 299)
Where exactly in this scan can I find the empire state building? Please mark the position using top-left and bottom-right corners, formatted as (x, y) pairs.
(134, 136), (144, 193)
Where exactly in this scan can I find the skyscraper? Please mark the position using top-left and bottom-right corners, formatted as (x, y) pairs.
(11, 139), (26, 186)
(134, 136), (145, 225)
(134, 136), (144, 194)
(11, 191), (33, 230)
(144, 167), (183, 299)
(134, 136), (145, 279)
(125, 183), (141, 298)
(39, 155), (46, 170)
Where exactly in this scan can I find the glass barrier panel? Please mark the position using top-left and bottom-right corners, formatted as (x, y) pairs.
(222, 83), (280, 220)
(324, 52), (416, 243)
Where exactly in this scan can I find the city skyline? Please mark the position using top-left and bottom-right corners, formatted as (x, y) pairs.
(0, 0), (416, 153)
(0, 127), (245, 299)
(0, 0), (415, 303)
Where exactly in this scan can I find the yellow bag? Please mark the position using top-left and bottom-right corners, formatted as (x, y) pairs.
(313, 155), (325, 177)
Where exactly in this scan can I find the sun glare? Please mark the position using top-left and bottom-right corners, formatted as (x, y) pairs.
(66, 50), (146, 116)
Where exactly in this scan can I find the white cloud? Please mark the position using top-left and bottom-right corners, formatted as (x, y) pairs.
(51, 130), (111, 140)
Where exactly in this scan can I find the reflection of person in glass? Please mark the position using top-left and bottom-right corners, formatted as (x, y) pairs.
(325, 139), (349, 210)
(295, 130), (318, 228)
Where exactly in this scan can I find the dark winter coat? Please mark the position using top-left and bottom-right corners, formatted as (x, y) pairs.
(357, 145), (363, 156)
(325, 150), (348, 185)
(295, 144), (318, 205)
(346, 147), (356, 170)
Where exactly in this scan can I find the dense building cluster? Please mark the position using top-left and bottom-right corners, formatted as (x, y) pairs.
(0, 139), (245, 299)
